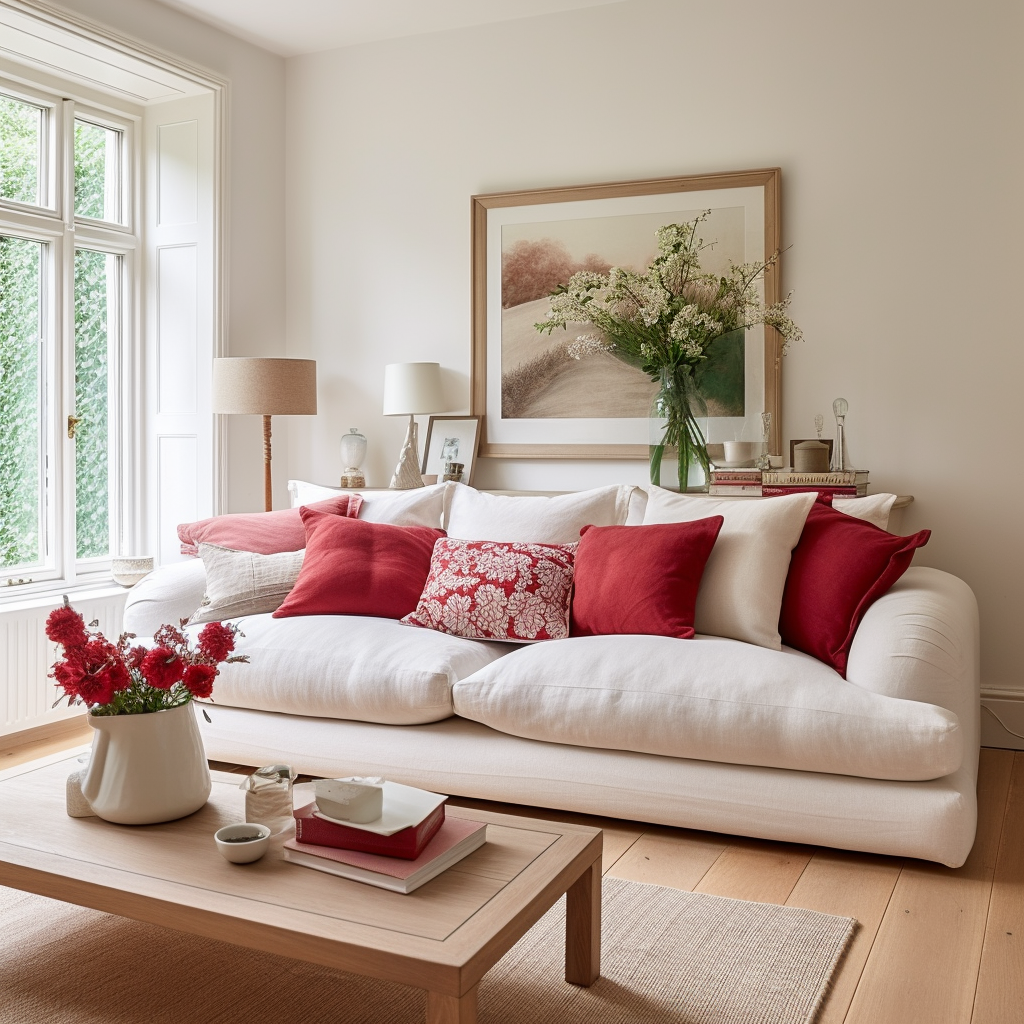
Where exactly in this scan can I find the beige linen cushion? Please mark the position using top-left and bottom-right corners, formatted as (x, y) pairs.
(832, 493), (897, 531)
(446, 484), (640, 544)
(188, 543), (304, 625)
(288, 480), (449, 529)
(641, 487), (815, 649)
(451, 634), (963, 782)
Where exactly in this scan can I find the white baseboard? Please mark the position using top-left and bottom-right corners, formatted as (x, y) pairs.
(981, 692), (1024, 750)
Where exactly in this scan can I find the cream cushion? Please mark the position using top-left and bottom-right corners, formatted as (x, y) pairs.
(188, 544), (303, 625)
(446, 484), (640, 544)
(287, 480), (449, 529)
(833, 492), (898, 531)
(641, 487), (815, 649)
(123, 559), (209, 637)
(197, 613), (510, 725)
(451, 634), (963, 782)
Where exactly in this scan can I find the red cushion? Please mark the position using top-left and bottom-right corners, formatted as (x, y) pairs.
(273, 510), (445, 620)
(177, 495), (363, 557)
(779, 503), (930, 676)
(403, 538), (577, 642)
(569, 517), (724, 639)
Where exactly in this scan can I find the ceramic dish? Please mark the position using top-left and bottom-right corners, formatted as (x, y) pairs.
(214, 822), (271, 863)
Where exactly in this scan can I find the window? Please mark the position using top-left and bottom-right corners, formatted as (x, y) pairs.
(0, 82), (136, 590)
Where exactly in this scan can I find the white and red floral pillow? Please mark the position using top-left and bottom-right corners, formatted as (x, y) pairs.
(402, 538), (577, 642)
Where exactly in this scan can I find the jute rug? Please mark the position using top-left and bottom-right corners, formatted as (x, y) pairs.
(0, 877), (854, 1024)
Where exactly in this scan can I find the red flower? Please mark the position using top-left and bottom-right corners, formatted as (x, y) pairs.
(140, 647), (184, 690)
(198, 621), (235, 662)
(126, 645), (147, 670)
(52, 656), (85, 699)
(45, 605), (88, 649)
(77, 658), (130, 706)
(182, 663), (216, 699)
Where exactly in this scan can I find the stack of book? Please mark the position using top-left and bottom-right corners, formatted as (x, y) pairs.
(708, 468), (764, 496)
(762, 469), (869, 498)
(283, 781), (487, 894)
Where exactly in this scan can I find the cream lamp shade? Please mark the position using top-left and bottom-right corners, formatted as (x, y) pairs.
(382, 362), (444, 489)
(212, 357), (317, 511)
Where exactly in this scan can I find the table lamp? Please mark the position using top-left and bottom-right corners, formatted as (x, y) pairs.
(213, 357), (317, 511)
(383, 362), (444, 489)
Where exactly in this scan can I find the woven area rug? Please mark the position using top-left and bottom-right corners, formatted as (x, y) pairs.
(0, 877), (854, 1024)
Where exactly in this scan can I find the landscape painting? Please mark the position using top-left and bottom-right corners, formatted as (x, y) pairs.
(471, 169), (781, 459)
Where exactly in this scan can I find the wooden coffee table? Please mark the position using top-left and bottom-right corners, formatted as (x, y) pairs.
(0, 753), (601, 1023)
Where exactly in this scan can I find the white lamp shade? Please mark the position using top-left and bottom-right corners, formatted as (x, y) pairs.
(383, 362), (444, 416)
(212, 357), (317, 416)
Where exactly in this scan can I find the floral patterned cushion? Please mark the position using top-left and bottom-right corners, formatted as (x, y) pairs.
(402, 538), (577, 642)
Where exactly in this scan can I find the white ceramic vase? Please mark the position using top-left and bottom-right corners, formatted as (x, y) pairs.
(81, 702), (212, 824)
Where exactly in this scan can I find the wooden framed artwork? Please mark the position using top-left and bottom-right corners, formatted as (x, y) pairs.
(471, 168), (783, 459)
(421, 415), (481, 485)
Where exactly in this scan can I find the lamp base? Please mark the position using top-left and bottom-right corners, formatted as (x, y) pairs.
(390, 416), (425, 489)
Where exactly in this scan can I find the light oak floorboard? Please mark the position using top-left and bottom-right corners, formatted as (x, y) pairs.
(0, 720), (91, 769)
(785, 851), (902, 1024)
(4, 734), (1023, 1023)
(971, 750), (1024, 1024)
(845, 749), (1014, 1024)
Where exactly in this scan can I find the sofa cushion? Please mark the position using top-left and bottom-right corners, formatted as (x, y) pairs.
(570, 518), (723, 639)
(641, 487), (815, 649)
(403, 538), (576, 642)
(274, 511), (444, 621)
(446, 484), (640, 544)
(451, 634), (962, 781)
(200, 613), (509, 725)
(780, 503), (931, 676)
(832, 492), (898, 531)
(288, 479), (449, 529)
(188, 544), (304, 625)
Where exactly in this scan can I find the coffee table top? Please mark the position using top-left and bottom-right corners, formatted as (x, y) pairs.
(0, 753), (601, 998)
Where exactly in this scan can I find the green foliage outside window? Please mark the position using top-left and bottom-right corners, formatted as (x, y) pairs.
(0, 96), (40, 205)
(74, 120), (107, 220)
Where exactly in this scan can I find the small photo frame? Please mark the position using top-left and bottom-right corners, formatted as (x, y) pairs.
(788, 438), (834, 468)
(422, 416), (482, 485)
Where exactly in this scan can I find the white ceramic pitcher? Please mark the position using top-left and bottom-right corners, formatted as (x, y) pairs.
(80, 702), (212, 824)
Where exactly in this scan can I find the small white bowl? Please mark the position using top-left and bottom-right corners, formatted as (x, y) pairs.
(214, 823), (271, 863)
(111, 556), (154, 588)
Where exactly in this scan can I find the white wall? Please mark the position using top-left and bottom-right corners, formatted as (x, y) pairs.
(284, 0), (1024, 694)
(52, 0), (287, 515)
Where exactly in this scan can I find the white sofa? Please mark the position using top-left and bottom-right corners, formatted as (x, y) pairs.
(124, 487), (980, 869)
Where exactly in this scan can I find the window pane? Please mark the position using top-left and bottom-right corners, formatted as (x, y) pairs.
(0, 236), (43, 571)
(74, 120), (121, 222)
(0, 95), (42, 206)
(74, 248), (116, 561)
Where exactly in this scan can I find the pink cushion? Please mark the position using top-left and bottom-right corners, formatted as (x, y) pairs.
(570, 518), (724, 639)
(779, 502), (930, 676)
(273, 509), (445, 620)
(177, 495), (363, 557)
(403, 538), (576, 642)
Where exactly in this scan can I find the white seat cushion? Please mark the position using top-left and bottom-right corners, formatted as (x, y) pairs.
(451, 634), (963, 781)
(199, 614), (510, 725)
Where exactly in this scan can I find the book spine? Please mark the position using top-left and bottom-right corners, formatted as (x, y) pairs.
(295, 804), (445, 859)
(708, 485), (763, 496)
(762, 485), (865, 497)
(762, 471), (867, 486)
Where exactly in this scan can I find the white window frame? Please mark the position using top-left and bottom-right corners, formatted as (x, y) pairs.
(0, 77), (139, 596)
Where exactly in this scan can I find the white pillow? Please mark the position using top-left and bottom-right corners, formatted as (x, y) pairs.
(446, 484), (639, 544)
(287, 480), (449, 529)
(188, 544), (304, 625)
(642, 487), (815, 649)
(833, 493), (897, 532)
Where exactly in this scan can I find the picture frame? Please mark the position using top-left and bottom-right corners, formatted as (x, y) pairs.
(789, 438), (834, 468)
(421, 415), (481, 485)
(471, 168), (783, 459)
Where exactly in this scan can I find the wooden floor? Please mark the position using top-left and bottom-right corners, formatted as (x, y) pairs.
(5, 732), (1022, 1024)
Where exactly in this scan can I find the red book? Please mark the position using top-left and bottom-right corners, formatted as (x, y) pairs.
(293, 800), (445, 860)
(762, 485), (863, 498)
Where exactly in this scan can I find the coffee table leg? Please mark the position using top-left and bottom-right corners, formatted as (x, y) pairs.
(426, 984), (478, 1024)
(565, 856), (601, 985)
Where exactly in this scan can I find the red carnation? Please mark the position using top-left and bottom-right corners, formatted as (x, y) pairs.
(126, 645), (147, 670)
(182, 663), (216, 699)
(140, 647), (185, 690)
(77, 658), (130, 706)
(45, 605), (88, 649)
(52, 656), (85, 699)
(198, 621), (235, 662)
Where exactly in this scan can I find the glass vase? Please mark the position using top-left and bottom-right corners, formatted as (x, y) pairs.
(649, 368), (710, 492)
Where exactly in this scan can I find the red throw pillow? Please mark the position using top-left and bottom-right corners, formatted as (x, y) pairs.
(569, 518), (724, 639)
(779, 502), (930, 676)
(273, 510), (444, 620)
(177, 495), (363, 557)
(402, 538), (576, 642)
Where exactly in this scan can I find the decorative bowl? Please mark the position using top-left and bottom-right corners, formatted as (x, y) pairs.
(214, 822), (272, 863)
(111, 556), (154, 588)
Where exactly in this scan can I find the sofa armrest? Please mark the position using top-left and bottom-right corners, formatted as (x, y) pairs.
(846, 566), (980, 781)
(123, 559), (208, 637)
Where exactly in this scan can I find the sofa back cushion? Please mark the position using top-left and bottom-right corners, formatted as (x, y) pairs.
(273, 510), (444, 621)
(188, 544), (304, 625)
(780, 503), (931, 676)
(641, 487), (815, 649)
(570, 518), (723, 639)
(445, 484), (641, 544)
(288, 479), (449, 529)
